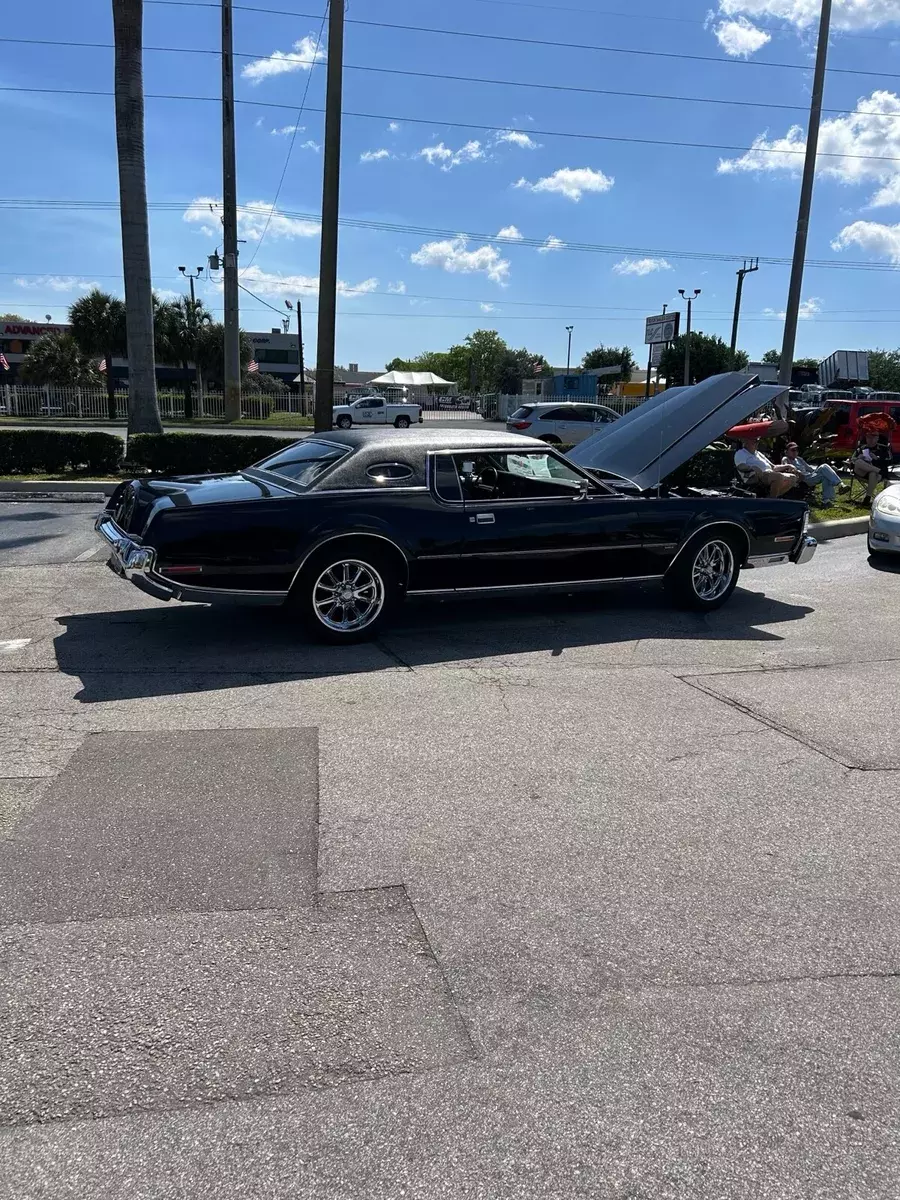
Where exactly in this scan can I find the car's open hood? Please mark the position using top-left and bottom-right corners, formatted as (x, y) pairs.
(567, 373), (789, 491)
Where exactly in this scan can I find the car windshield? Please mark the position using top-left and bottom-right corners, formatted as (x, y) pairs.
(252, 439), (350, 487)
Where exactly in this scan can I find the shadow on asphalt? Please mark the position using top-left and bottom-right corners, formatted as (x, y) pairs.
(54, 583), (814, 703)
(867, 553), (900, 574)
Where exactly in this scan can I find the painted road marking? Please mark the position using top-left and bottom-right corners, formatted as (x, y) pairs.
(0, 639), (31, 653)
(73, 546), (102, 562)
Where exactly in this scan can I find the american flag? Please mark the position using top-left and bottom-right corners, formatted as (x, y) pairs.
(98, 359), (107, 373)
(0, 353), (9, 371)
(247, 359), (259, 373)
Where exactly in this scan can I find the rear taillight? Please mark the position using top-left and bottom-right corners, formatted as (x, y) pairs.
(510, 421), (531, 430)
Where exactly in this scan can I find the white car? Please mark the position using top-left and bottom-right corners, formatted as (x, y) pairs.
(507, 402), (619, 446)
(333, 395), (422, 429)
(868, 482), (900, 556)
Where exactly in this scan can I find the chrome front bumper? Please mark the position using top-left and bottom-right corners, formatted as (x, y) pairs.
(746, 534), (817, 569)
(95, 513), (156, 579)
(792, 534), (817, 565)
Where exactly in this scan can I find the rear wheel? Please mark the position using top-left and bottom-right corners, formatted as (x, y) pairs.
(394, 415), (411, 428)
(288, 545), (401, 643)
(665, 532), (741, 611)
(336, 415), (352, 429)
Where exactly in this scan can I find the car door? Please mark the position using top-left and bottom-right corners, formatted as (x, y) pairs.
(537, 406), (578, 443)
(437, 449), (643, 589)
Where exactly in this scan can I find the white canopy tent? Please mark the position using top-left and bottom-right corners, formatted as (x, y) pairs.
(369, 370), (455, 389)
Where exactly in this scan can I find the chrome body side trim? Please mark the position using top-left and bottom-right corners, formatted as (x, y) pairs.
(289, 531), (411, 592)
(407, 574), (665, 597)
(745, 554), (790, 569)
(664, 520), (752, 571)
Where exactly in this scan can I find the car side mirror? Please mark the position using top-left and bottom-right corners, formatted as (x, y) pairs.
(574, 479), (590, 501)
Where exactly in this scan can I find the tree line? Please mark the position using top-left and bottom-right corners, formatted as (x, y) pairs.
(12, 290), (282, 419)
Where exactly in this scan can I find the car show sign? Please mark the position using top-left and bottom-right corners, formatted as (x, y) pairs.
(644, 312), (680, 346)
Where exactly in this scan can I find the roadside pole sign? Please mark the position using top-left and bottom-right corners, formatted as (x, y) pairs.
(649, 341), (664, 367)
(644, 312), (680, 346)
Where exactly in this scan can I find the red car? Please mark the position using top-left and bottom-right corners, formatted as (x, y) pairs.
(824, 395), (900, 452)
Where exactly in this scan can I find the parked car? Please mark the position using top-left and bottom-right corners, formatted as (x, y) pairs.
(96, 373), (816, 643)
(824, 396), (900, 453)
(868, 482), (900, 557)
(507, 402), (619, 445)
(332, 395), (422, 429)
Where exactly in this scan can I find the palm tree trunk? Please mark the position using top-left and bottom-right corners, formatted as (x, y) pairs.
(112, 0), (162, 436)
(105, 345), (116, 420)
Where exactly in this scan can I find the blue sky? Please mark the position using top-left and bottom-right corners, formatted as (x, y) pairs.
(2, 0), (900, 369)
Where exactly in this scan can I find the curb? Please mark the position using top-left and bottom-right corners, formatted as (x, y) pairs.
(0, 480), (118, 497)
(809, 516), (868, 541)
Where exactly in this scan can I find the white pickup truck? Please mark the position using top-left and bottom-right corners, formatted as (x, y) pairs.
(332, 395), (423, 429)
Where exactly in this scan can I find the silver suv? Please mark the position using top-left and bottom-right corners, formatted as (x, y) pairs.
(506, 402), (619, 445)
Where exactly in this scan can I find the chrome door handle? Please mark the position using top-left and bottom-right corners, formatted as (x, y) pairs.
(474, 512), (495, 524)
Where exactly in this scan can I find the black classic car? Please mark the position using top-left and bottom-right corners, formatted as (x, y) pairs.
(96, 373), (817, 642)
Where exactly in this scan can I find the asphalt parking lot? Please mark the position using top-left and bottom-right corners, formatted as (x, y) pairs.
(1, 504), (899, 1198)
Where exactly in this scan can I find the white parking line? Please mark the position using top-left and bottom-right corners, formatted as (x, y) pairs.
(0, 638), (31, 653)
(73, 546), (102, 562)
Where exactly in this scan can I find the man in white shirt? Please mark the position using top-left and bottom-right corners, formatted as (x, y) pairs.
(734, 436), (800, 498)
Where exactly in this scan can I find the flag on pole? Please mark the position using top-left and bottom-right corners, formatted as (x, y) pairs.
(247, 359), (259, 373)
(98, 359), (107, 373)
(0, 353), (9, 371)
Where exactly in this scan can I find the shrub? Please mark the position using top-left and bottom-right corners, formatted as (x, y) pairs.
(0, 429), (123, 475)
(124, 432), (298, 476)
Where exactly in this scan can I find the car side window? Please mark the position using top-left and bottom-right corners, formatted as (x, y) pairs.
(565, 408), (594, 422)
(593, 408), (614, 423)
(541, 407), (572, 421)
(371, 398), (384, 408)
(432, 455), (464, 502)
(453, 451), (588, 502)
(891, 407), (900, 424)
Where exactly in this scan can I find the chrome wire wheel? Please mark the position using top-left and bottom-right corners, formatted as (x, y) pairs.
(691, 539), (735, 602)
(312, 559), (385, 632)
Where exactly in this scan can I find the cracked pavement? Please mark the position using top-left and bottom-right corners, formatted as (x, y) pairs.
(1, 504), (899, 1198)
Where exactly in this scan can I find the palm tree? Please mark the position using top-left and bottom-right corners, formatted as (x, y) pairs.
(68, 289), (126, 419)
(20, 334), (100, 387)
(155, 297), (213, 418)
(111, 0), (162, 435)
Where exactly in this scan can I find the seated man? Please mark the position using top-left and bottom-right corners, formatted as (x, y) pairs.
(851, 431), (890, 503)
(782, 441), (841, 505)
(735, 434), (800, 498)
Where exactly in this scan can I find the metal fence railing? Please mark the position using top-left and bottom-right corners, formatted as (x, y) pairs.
(0, 384), (310, 422)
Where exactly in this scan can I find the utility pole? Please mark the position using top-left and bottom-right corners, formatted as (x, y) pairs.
(178, 264), (205, 419)
(779, 0), (832, 387)
(221, 0), (241, 421)
(679, 289), (700, 386)
(565, 325), (574, 372)
(286, 298), (306, 414)
(314, 0), (345, 433)
(730, 258), (759, 364)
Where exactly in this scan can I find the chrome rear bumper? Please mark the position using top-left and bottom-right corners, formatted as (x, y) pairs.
(792, 534), (817, 565)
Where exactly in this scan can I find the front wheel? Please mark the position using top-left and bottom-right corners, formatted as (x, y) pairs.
(288, 547), (400, 643)
(665, 533), (741, 611)
(394, 415), (411, 429)
(336, 415), (352, 429)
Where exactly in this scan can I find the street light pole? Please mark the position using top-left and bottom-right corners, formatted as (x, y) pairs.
(565, 325), (574, 373)
(779, 0), (833, 387)
(730, 258), (759, 364)
(286, 299), (306, 414)
(178, 264), (205, 419)
(679, 289), (700, 386)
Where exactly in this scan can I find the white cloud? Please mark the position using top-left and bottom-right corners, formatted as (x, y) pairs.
(763, 296), (823, 319)
(515, 166), (614, 201)
(300, 139), (320, 152)
(183, 197), (319, 242)
(271, 124), (305, 136)
(13, 275), (98, 292)
(154, 288), (182, 302)
(871, 176), (900, 208)
(387, 281), (407, 294)
(713, 17), (771, 56)
(716, 90), (900, 204)
(410, 235), (510, 285)
(612, 257), (673, 276)
(496, 225), (524, 241)
(360, 148), (392, 163)
(241, 33), (325, 83)
(832, 220), (900, 262)
(537, 235), (566, 254)
(480, 302), (497, 312)
(388, 121), (400, 133)
(495, 130), (540, 150)
(229, 269), (378, 298)
(716, 0), (900, 34)
(417, 140), (486, 170)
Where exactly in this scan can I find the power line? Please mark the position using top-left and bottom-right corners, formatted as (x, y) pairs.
(240, 4), (327, 270)
(4, 82), (900, 167)
(5, 27), (900, 85)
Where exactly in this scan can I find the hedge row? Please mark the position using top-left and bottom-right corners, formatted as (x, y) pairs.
(124, 432), (297, 476)
(0, 429), (301, 477)
(0, 430), (123, 476)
